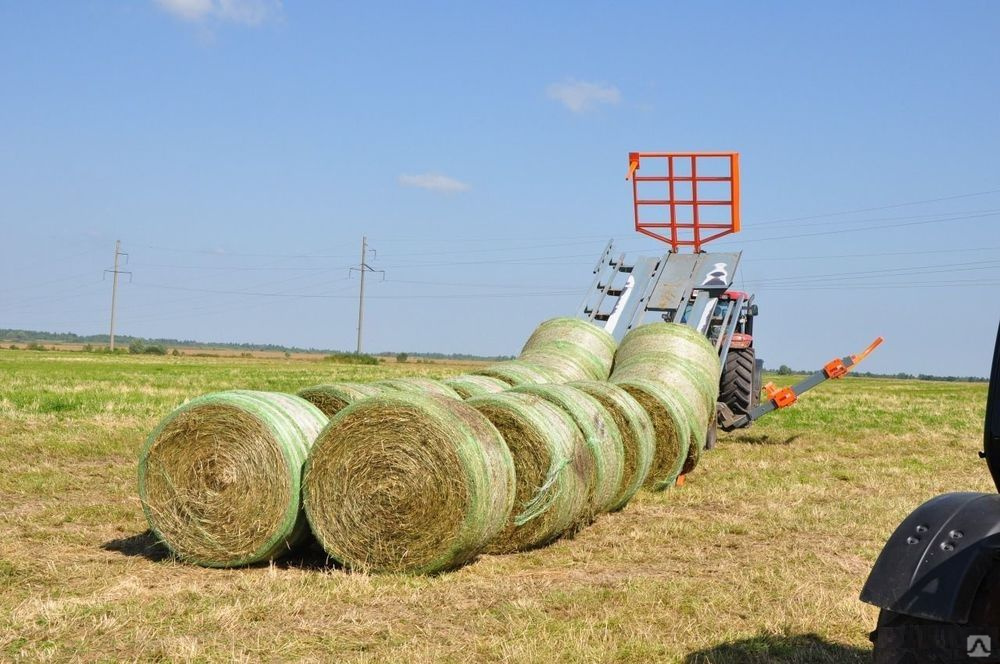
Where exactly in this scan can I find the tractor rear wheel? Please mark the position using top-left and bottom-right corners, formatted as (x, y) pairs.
(720, 347), (757, 421)
(871, 565), (1000, 662)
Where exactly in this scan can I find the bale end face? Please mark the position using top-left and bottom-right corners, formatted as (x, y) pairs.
(138, 390), (327, 567)
(303, 392), (514, 574)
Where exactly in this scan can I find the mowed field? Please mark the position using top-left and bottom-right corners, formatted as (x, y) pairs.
(0, 349), (990, 663)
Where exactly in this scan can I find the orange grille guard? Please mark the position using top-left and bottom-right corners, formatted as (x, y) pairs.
(719, 336), (884, 431)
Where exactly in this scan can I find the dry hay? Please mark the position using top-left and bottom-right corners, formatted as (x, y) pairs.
(373, 377), (462, 400)
(442, 374), (510, 399)
(610, 378), (691, 490)
(614, 321), (721, 380)
(472, 359), (562, 386)
(569, 380), (654, 511)
(466, 392), (592, 553)
(612, 352), (718, 415)
(508, 383), (625, 515)
(611, 354), (713, 473)
(519, 317), (616, 380)
(297, 382), (382, 418)
(138, 390), (328, 567)
(303, 392), (515, 574)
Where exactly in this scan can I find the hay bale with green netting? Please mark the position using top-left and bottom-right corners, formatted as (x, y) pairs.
(466, 392), (592, 553)
(612, 353), (718, 414)
(443, 374), (510, 399)
(472, 359), (562, 386)
(570, 380), (654, 511)
(610, 378), (691, 490)
(520, 317), (617, 380)
(138, 390), (328, 567)
(508, 384), (625, 515)
(518, 344), (600, 383)
(303, 392), (515, 574)
(614, 321), (721, 380)
(611, 355), (713, 473)
(373, 377), (462, 400)
(297, 382), (382, 418)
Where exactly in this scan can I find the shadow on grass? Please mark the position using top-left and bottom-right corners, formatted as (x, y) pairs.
(684, 633), (870, 664)
(101, 530), (339, 571)
(726, 433), (802, 446)
(101, 530), (171, 562)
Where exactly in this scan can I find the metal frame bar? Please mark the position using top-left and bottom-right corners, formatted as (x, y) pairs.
(629, 152), (740, 252)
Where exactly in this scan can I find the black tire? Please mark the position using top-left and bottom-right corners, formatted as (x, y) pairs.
(871, 565), (1000, 663)
(720, 347), (757, 420)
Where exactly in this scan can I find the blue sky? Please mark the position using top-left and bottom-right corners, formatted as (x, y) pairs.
(2, 1), (999, 376)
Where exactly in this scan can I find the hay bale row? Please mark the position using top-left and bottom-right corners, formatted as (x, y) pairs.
(136, 318), (723, 573)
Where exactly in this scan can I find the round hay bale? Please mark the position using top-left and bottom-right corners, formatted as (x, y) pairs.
(138, 390), (328, 567)
(520, 317), (616, 380)
(297, 382), (382, 418)
(443, 374), (510, 399)
(611, 358), (711, 475)
(615, 322), (721, 378)
(472, 359), (562, 386)
(303, 392), (515, 574)
(373, 377), (462, 400)
(466, 392), (592, 553)
(508, 384), (625, 514)
(611, 352), (718, 415)
(610, 378), (691, 490)
(569, 380), (654, 511)
(518, 344), (598, 383)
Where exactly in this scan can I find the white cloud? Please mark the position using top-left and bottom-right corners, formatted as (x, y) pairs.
(154, 0), (282, 26)
(546, 80), (621, 113)
(398, 173), (470, 193)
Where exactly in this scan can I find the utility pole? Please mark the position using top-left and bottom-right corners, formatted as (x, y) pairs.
(350, 236), (384, 354)
(104, 240), (131, 351)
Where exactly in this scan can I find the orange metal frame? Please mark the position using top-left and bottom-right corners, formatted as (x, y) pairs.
(627, 151), (741, 252)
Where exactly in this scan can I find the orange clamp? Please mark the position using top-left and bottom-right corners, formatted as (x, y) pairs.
(764, 382), (797, 408)
(824, 358), (849, 379)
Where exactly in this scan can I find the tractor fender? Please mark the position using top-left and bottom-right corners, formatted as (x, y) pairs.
(860, 492), (1000, 623)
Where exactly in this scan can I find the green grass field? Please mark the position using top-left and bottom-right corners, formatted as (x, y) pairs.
(0, 349), (990, 663)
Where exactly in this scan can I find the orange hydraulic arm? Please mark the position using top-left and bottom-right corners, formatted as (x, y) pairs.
(722, 337), (885, 430)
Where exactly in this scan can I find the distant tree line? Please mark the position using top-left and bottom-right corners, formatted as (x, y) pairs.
(767, 363), (987, 383)
(0, 328), (515, 362)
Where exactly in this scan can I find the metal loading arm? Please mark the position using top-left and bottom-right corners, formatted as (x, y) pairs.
(719, 336), (884, 430)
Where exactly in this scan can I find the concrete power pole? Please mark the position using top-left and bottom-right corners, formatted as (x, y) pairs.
(350, 236), (384, 354)
(104, 240), (131, 351)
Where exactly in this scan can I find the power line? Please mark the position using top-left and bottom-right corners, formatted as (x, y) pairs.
(747, 186), (1000, 226)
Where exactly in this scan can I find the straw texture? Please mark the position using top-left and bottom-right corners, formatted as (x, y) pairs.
(443, 374), (510, 399)
(520, 317), (616, 380)
(610, 378), (691, 490)
(373, 377), (463, 400)
(138, 390), (327, 567)
(297, 382), (382, 418)
(570, 380), (654, 511)
(303, 392), (515, 574)
(509, 384), (625, 515)
(467, 392), (592, 553)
